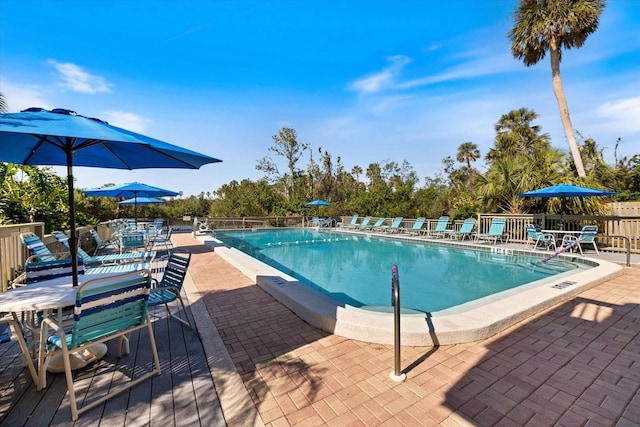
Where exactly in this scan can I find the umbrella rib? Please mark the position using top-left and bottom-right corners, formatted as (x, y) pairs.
(24, 134), (67, 163)
(97, 143), (201, 169)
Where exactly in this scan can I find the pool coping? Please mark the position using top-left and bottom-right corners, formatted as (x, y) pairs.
(196, 229), (623, 346)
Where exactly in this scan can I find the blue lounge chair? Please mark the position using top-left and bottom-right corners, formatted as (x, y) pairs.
(20, 232), (57, 262)
(424, 216), (449, 238)
(89, 229), (119, 255)
(343, 215), (360, 229)
(51, 231), (155, 267)
(364, 218), (386, 231)
(446, 218), (476, 240)
(404, 217), (426, 234)
(383, 217), (403, 233)
(561, 225), (599, 255)
(525, 224), (557, 251)
(355, 216), (372, 230)
(476, 218), (509, 244)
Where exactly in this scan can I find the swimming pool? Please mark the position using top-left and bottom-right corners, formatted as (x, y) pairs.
(200, 228), (623, 346)
(213, 228), (584, 313)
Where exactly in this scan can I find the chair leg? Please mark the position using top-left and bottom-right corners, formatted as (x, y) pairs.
(1, 315), (38, 385)
(164, 297), (194, 329)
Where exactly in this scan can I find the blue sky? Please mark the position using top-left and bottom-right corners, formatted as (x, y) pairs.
(1, 0), (639, 197)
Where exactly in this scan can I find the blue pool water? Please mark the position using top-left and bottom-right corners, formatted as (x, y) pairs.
(213, 228), (587, 313)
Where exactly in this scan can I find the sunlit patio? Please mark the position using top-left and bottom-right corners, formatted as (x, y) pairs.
(1, 232), (638, 426)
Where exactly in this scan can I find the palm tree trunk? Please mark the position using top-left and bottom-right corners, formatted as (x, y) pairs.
(550, 43), (587, 178)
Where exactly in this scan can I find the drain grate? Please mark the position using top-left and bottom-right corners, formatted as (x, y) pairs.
(552, 281), (577, 289)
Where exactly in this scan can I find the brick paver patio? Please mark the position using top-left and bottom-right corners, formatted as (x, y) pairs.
(174, 233), (640, 426)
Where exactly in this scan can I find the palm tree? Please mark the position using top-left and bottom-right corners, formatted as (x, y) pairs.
(487, 108), (551, 162)
(509, 0), (605, 178)
(351, 165), (363, 184)
(456, 142), (480, 169)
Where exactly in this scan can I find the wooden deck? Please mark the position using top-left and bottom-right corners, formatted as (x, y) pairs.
(0, 253), (244, 427)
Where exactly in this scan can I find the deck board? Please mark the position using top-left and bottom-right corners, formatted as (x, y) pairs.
(0, 291), (225, 426)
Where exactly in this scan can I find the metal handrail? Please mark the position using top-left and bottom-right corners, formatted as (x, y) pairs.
(389, 265), (406, 382)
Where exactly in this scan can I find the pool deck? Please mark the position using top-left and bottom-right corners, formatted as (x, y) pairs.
(2, 232), (639, 425)
(181, 232), (640, 426)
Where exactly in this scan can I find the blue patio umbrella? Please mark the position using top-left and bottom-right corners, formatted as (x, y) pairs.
(118, 196), (167, 221)
(305, 199), (332, 207)
(519, 183), (616, 228)
(0, 108), (222, 286)
(519, 183), (616, 199)
(85, 182), (178, 224)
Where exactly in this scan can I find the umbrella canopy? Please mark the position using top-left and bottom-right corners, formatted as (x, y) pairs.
(305, 199), (331, 206)
(519, 183), (616, 229)
(118, 196), (166, 205)
(0, 108), (222, 286)
(84, 182), (179, 198)
(519, 183), (616, 198)
(85, 182), (178, 224)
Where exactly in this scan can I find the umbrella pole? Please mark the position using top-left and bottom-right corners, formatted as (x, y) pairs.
(66, 152), (79, 287)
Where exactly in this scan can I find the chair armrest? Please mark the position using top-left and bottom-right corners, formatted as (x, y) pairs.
(150, 284), (181, 295)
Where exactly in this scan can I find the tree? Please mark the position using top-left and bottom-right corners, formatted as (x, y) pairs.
(486, 108), (551, 162)
(456, 142), (480, 169)
(256, 127), (309, 201)
(509, 0), (605, 178)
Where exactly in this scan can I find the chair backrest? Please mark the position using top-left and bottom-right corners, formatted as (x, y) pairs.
(71, 271), (151, 349)
(359, 216), (372, 227)
(434, 217), (449, 232)
(52, 231), (93, 262)
(26, 257), (85, 285)
(525, 224), (542, 240)
(89, 229), (104, 245)
(389, 217), (403, 229)
(153, 219), (164, 229)
(459, 219), (476, 233)
(579, 225), (598, 242)
(120, 233), (146, 251)
(370, 218), (385, 228)
(20, 232), (56, 262)
(158, 250), (191, 291)
(526, 224), (543, 235)
(487, 218), (506, 235)
(412, 218), (426, 230)
(349, 215), (359, 225)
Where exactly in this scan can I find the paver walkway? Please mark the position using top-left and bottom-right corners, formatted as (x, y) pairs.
(174, 233), (640, 426)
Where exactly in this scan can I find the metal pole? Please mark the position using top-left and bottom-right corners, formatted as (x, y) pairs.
(389, 264), (406, 382)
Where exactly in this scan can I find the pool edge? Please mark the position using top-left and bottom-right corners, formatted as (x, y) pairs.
(198, 233), (624, 347)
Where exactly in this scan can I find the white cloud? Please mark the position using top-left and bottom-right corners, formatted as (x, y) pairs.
(349, 55), (411, 94)
(48, 60), (112, 94)
(0, 78), (52, 111)
(398, 51), (521, 90)
(595, 97), (640, 134)
(101, 110), (151, 133)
